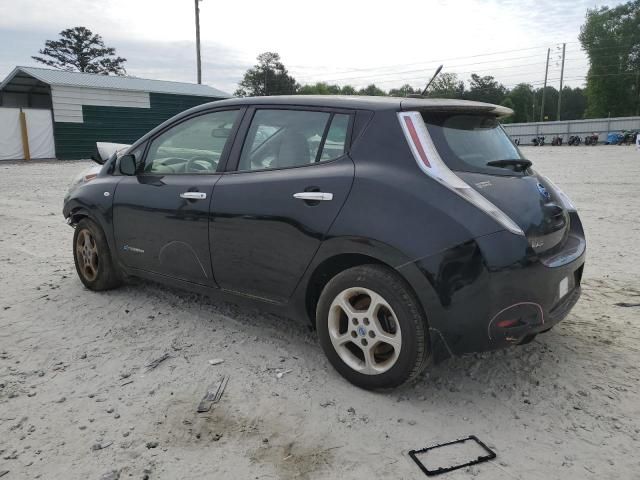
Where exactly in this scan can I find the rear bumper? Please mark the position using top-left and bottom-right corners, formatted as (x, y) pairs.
(400, 215), (586, 358)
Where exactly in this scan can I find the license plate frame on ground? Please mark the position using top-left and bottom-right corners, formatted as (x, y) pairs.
(408, 435), (496, 476)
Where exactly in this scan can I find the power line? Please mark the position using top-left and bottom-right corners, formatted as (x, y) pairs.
(294, 41), (637, 86)
(305, 57), (553, 85)
(293, 43), (559, 78)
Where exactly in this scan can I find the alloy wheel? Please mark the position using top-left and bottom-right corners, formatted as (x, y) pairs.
(76, 229), (99, 282)
(327, 287), (402, 375)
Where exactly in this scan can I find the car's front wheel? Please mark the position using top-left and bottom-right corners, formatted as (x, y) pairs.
(73, 218), (122, 291)
(316, 265), (430, 390)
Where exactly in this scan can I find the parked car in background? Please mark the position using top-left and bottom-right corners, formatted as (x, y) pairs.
(63, 96), (585, 390)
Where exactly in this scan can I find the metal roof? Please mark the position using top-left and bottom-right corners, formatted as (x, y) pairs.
(0, 66), (230, 98)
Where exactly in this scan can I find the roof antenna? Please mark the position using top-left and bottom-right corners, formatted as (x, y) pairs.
(421, 64), (443, 96)
(407, 64), (443, 98)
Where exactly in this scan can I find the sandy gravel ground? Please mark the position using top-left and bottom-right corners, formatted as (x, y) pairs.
(1, 145), (639, 480)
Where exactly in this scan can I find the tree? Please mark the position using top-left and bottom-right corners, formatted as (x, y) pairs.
(235, 52), (298, 97)
(388, 84), (418, 97)
(579, 0), (640, 117)
(559, 87), (588, 120)
(465, 74), (507, 105)
(32, 27), (126, 75)
(535, 86), (559, 121)
(427, 73), (465, 99)
(297, 82), (358, 95)
(358, 84), (387, 96)
(340, 85), (357, 95)
(505, 83), (535, 123)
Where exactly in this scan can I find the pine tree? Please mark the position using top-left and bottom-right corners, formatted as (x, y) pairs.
(33, 27), (127, 75)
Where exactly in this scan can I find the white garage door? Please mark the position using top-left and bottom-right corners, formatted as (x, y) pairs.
(0, 107), (55, 160)
(24, 109), (56, 159)
(0, 108), (22, 160)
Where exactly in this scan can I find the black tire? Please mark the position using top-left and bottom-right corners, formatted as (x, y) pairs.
(73, 218), (122, 291)
(316, 264), (430, 390)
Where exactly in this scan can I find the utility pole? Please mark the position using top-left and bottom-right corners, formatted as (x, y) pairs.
(532, 90), (536, 122)
(540, 48), (550, 122)
(557, 43), (566, 121)
(194, 0), (202, 84)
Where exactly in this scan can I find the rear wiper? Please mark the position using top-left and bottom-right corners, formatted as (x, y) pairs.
(486, 159), (532, 171)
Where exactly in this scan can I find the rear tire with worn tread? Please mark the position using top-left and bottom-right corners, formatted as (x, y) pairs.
(73, 218), (122, 291)
(316, 264), (430, 390)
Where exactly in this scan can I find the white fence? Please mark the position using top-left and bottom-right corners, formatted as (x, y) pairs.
(0, 107), (55, 160)
(503, 116), (640, 144)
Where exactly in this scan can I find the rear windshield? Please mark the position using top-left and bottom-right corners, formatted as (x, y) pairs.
(422, 113), (525, 175)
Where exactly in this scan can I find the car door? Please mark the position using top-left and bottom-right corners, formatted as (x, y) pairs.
(112, 108), (242, 286)
(210, 107), (355, 303)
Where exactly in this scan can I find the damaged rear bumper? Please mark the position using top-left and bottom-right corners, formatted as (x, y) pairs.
(399, 220), (586, 360)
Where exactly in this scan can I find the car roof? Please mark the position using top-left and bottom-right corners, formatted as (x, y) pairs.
(194, 95), (513, 117)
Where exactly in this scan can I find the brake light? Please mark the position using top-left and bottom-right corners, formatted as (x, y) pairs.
(398, 111), (524, 237)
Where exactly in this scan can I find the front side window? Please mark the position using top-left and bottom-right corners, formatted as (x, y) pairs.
(238, 110), (350, 171)
(144, 109), (239, 174)
(423, 113), (524, 175)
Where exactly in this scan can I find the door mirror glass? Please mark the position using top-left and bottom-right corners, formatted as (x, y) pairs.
(119, 154), (137, 175)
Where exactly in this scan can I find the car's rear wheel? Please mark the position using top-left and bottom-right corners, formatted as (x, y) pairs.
(73, 218), (122, 291)
(316, 265), (430, 390)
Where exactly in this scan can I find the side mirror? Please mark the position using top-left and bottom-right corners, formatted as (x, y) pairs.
(119, 154), (137, 175)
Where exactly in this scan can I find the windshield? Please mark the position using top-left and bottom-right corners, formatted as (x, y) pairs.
(422, 113), (527, 175)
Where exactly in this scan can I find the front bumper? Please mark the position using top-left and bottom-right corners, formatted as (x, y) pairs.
(402, 214), (586, 358)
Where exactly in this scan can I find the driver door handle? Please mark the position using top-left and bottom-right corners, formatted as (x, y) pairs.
(293, 192), (333, 201)
(180, 192), (207, 200)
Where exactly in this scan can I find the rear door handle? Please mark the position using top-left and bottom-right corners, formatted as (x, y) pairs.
(293, 192), (333, 201)
(180, 192), (207, 200)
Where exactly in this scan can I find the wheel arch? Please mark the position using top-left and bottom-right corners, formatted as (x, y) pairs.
(298, 237), (435, 330)
(304, 252), (385, 324)
(67, 206), (91, 226)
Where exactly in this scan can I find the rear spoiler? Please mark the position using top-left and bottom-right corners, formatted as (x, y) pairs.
(91, 142), (131, 165)
(400, 98), (513, 118)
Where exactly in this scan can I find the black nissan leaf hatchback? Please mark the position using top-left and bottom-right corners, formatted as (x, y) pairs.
(63, 96), (586, 390)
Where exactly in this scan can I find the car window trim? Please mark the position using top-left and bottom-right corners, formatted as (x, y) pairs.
(137, 106), (247, 176)
(314, 113), (334, 163)
(225, 105), (355, 173)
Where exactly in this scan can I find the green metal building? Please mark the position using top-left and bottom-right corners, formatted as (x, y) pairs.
(0, 66), (230, 159)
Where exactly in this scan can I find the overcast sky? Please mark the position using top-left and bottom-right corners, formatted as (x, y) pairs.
(0, 0), (625, 94)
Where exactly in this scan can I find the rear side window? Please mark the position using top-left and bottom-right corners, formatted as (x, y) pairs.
(238, 110), (350, 171)
(423, 114), (523, 174)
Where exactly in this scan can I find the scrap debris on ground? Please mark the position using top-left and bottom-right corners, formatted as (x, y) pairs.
(1, 147), (639, 479)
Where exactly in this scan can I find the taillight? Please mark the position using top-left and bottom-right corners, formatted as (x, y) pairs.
(539, 175), (577, 212)
(398, 111), (524, 236)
